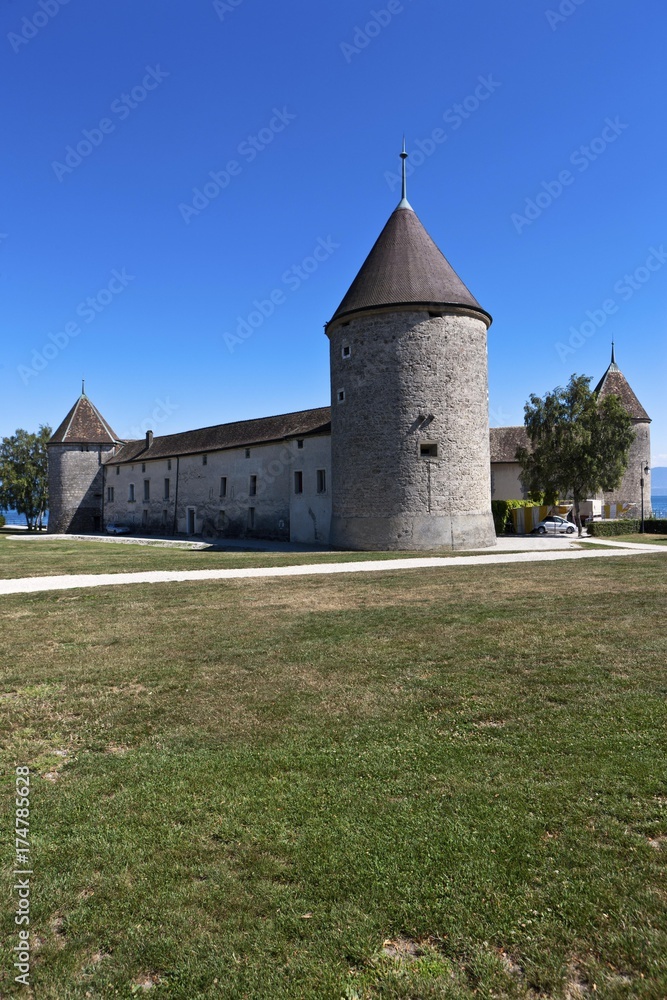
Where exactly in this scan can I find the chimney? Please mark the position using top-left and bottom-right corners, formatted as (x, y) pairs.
(145, 430), (153, 449)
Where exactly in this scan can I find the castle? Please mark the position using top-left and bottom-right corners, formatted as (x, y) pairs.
(47, 154), (651, 547)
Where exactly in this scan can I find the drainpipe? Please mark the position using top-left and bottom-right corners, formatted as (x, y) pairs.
(172, 456), (180, 536)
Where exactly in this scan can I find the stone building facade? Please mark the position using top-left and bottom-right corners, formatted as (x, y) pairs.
(47, 165), (651, 545)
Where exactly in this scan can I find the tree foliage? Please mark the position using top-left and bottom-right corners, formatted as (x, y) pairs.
(0, 426), (51, 529)
(516, 374), (634, 534)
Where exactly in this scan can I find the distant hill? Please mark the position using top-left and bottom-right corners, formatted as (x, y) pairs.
(651, 467), (667, 490)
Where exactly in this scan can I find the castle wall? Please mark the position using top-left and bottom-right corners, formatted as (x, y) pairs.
(601, 420), (651, 514)
(48, 444), (113, 533)
(327, 308), (495, 550)
(103, 435), (331, 541)
(289, 435), (332, 544)
(490, 463), (525, 501)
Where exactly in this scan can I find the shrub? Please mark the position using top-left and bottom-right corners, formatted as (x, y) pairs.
(0, 513), (5, 528)
(587, 519), (639, 536)
(491, 499), (536, 535)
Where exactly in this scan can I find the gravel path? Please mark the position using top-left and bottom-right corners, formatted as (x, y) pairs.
(0, 541), (664, 596)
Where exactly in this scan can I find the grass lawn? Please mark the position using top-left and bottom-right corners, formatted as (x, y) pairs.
(1, 557), (666, 998)
(0, 535), (523, 580)
(590, 534), (667, 546)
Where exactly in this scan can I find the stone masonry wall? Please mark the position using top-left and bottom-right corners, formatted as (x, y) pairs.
(328, 308), (495, 550)
(602, 420), (651, 513)
(48, 444), (113, 533)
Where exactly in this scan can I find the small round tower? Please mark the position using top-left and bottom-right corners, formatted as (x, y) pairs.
(595, 344), (651, 513)
(325, 147), (496, 551)
(47, 387), (120, 533)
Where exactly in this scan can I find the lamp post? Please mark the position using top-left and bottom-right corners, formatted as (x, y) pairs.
(640, 461), (650, 533)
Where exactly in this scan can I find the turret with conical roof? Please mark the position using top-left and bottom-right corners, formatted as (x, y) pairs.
(594, 344), (651, 513)
(47, 388), (121, 533)
(325, 147), (496, 551)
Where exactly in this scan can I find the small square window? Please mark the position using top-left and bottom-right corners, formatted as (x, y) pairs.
(167, 459), (172, 471)
(337, 389), (345, 403)
(249, 475), (257, 496)
(296, 439), (304, 449)
(202, 454), (207, 465)
(420, 442), (438, 459)
(142, 463), (146, 473)
(220, 476), (227, 498)
(245, 448), (250, 459)
(342, 345), (351, 359)
(316, 469), (326, 494)
(294, 471), (303, 494)
(115, 466), (120, 476)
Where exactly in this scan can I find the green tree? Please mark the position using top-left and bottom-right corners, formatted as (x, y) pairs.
(0, 426), (51, 530)
(516, 374), (634, 535)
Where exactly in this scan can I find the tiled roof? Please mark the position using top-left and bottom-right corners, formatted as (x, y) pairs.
(489, 426), (529, 463)
(106, 406), (332, 465)
(49, 394), (120, 444)
(594, 363), (650, 421)
(328, 205), (490, 327)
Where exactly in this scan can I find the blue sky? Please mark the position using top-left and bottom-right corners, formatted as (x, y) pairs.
(2, 0), (666, 465)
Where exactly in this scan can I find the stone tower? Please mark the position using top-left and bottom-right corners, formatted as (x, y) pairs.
(325, 148), (496, 551)
(595, 345), (651, 513)
(48, 388), (120, 533)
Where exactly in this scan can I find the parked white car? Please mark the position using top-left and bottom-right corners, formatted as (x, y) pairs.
(106, 523), (131, 535)
(535, 515), (576, 535)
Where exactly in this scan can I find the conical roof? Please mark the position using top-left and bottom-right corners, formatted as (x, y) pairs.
(49, 393), (121, 444)
(594, 348), (650, 421)
(328, 204), (490, 327)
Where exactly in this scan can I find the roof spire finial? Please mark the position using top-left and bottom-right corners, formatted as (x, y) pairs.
(81, 378), (86, 396)
(398, 137), (412, 210)
(611, 339), (616, 365)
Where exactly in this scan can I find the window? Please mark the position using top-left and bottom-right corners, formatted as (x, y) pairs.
(218, 510), (227, 530)
(316, 469), (326, 494)
(296, 439), (304, 449)
(164, 478), (170, 500)
(202, 454), (207, 466)
(167, 459), (172, 471)
(342, 345), (351, 359)
(294, 471), (303, 494)
(337, 389), (345, 403)
(143, 480), (150, 501)
(420, 442), (438, 459)
(220, 476), (227, 498)
(142, 509), (148, 527)
(107, 487), (114, 502)
(248, 507), (255, 529)
(115, 466), (120, 476)
(128, 484), (135, 502)
(245, 448), (250, 458)
(162, 510), (168, 528)
(142, 463), (146, 473)
(249, 475), (257, 496)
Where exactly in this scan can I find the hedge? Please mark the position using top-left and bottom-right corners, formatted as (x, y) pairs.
(491, 499), (537, 535)
(0, 514), (5, 528)
(586, 518), (667, 537)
